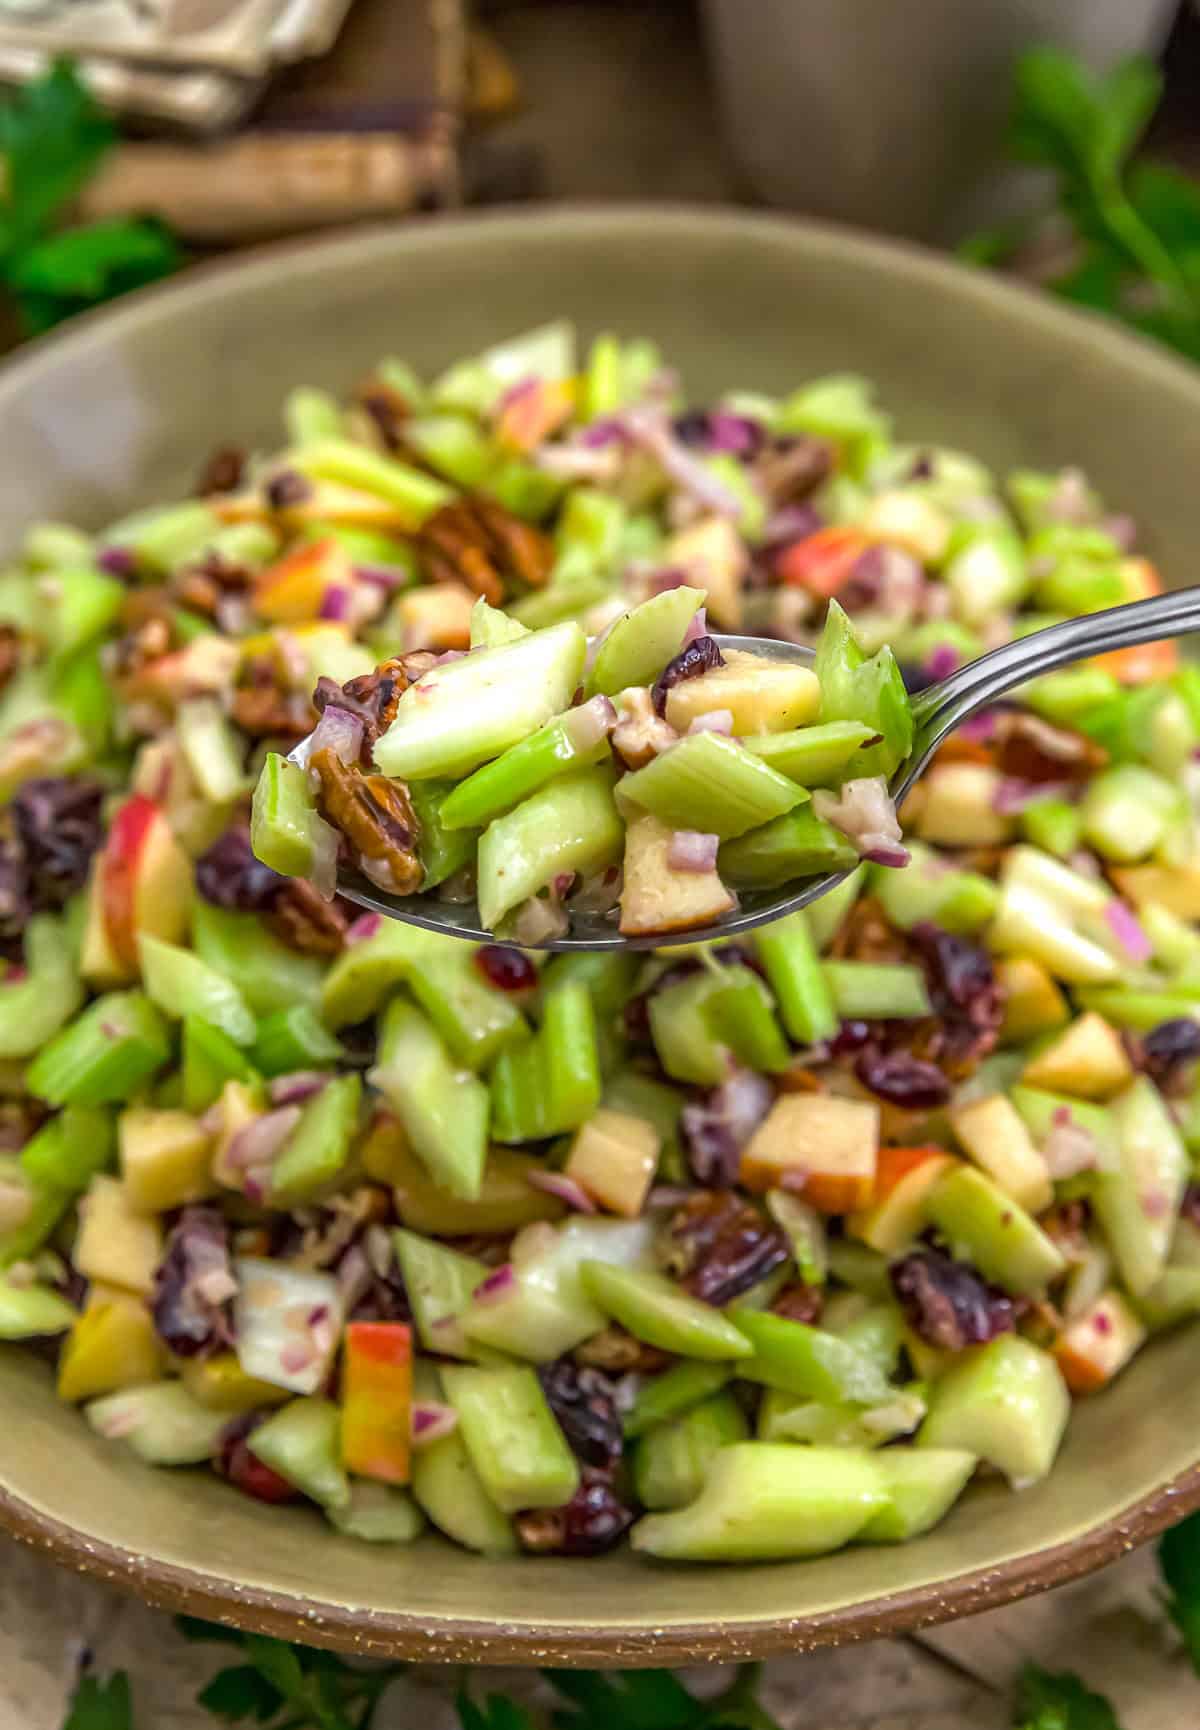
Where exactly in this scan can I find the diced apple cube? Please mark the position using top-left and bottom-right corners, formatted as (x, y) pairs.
(859, 489), (951, 564)
(664, 649), (819, 736)
(1053, 1288), (1146, 1394)
(252, 537), (354, 624)
(57, 1285), (165, 1402)
(74, 1175), (164, 1295)
(997, 956), (1070, 1045)
(618, 812), (736, 937)
(663, 516), (747, 631)
(341, 1320), (412, 1485)
(1021, 1012), (1133, 1101)
(211, 1080), (267, 1192)
(913, 763), (1015, 847)
(394, 582), (474, 651)
(82, 794), (194, 987)
(741, 1095), (879, 1212)
(119, 1106), (215, 1214)
(847, 1145), (957, 1254)
(949, 1095), (1052, 1215)
(1111, 863), (1200, 921)
(564, 1107), (660, 1217)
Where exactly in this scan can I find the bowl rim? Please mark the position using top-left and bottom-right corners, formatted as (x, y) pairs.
(5, 201), (1200, 1662)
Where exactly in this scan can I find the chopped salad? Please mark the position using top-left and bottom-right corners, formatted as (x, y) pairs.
(0, 322), (1196, 1562)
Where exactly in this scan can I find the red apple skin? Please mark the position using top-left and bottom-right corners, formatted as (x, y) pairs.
(100, 794), (193, 972)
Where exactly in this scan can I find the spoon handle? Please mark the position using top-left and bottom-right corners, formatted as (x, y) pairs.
(905, 587), (1200, 777)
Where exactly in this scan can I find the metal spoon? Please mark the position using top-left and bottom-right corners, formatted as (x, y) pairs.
(337, 587), (1200, 951)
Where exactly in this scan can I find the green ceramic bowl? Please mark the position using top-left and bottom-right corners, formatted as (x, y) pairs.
(2, 208), (1200, 1665)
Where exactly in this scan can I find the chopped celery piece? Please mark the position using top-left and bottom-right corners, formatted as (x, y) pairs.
(1024, 667), (1121, 726)
(1009, 1086), (1119, 1170)
(409, 1364), (517, 1554)
(53, 647), (113, 758)
(919, 1336), (1068, 1487)
(719, 807), (857, 889)
(822, 961), (932, 1020)
(586, 585), (704, 697)
(284, 386), (344, 445)
(326, 1483), (424, 1544)
(24, 522), (93, 569)
(371, 997), (489, 1198)
(291, 439), (453, 525)
(138, 933), (256, 1048)
(1075, 987), (1200, 1032)
(477, 766), (622, 933)
(734, 1310), (892, 1404)
(806, 865), (867, 950)
(620, 732), (807, 842)
(439, 709), (612, 833)
(943, 526), (1028, 625)
(1020, 796), (1083, 860)
(373, 621), (587, 781)
(0, 1275), (75, 1338)
(251, 752), (336, 880)
(0, 911), (84, 1060)
(251, 1005), (344, 1077)
(406, 778), (479, 889)
(581, 332), (660, 420)
(705, 965), (790, 1073)
(408, 948), (528, 1072)
(270, 1073), (361, 1203)
(815, 600), (912, 777)
(102, 502), (220, 573)
(491, 980), (600, 1142)
(1080, 765), (1182, 864)
(648, 971), (730, 1087)
(871, 841), (998, 935)
(176, 698), (251, 804)
(191, 903), (325, 1017)
(85, 1382), (229, 1467)
(320, 916), (441, 1028)
(469, 596), (529, 649)
(38, 564), (124, 660)
(767, 1191), (828, 1286)
(510, 571), (614, 629)
(400, 413), (492, 487)
(581, 1261), (752, 1360)
(247, 1397), (349, 1509)
(394, 1228), (489, 1358)
(778, 373), (891, 470)
(432, 321), (575, 416)
(546, 950), (639, 1021)
(755, 911), (838, 1044)
(441, 1363), (580, 1513)
(301, 519), (418, 577)
(927, 1166), (1065, 1296)
(860, 1448), (977, 1542)
(20, 1105), (114, 1194)
(182, 1016), (258, 1113)
(0, 1160), (73, 1267)
(26, 991), (171, 1106)
(1092, 1077), (1188, 1296)
(623, 1362), (733, 1438)
(631, 1443), (887, 1562)
(634, 1391), (749, 1510)
(742, 720), (876, 787)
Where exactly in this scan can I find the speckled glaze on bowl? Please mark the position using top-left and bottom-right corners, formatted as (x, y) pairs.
(2, 208), (1200, 1666)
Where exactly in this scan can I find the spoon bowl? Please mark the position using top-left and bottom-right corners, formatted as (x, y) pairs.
(336, 589), (1200, 950)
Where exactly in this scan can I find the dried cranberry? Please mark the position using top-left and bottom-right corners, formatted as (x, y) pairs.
(771, 1280), (823, 1325)
(900, 663), (935, 694)
(0, 834), (31, 951)
(661, 1191), (790, 1307)
(336, 1018), (378, 1068)
(539, 1359), (624, 1471)
(475, 944), (537, 993)
(515, 1467), (635, 1556)
(855, 1047), (951, 1109)
(891, 1246), (1015, 1352)
(195, 825), (285, 913)
(197, 444), (246, 496)
(831, 1019), (873, 1056)
(1182, 1182), (1200, 1232)
(151, 1207), (236, 1358)
(909, 922), (1004, 1070)
(672, 410), (714, 447)
(10, 777), (104, 911)
(651, 635), (724, 717)
(1141, 1018), (1200, 1094)
(265, 470), (313, 510)
(216, 1413), (299, 1504)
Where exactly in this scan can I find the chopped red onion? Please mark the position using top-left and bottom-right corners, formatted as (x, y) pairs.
(958, 710), (998, 743)
(562, 694), (617, 754)
(535, 442), (623, 484)
(1142, 1187), (1170, 1219)
(812, 777), (908, 867)
(345, 912), (383, 945)
(992, 777), (1073, 816)
(290, 705), (364, 773)
(1104, 899), (1153, 963)
(645, 566), (690, 596)
(511, 892), (570, 946)
(268, 1071), (330, 1106)
(667, 830), (720, 873)
(319, 585), (352, 622)
(646, 1185), (696, 1210)
(224, 1105), (302, 1172)
(687, 709), (734, 736)
(472, 1263), (517, 1303)
(1043, 1110), (1099, 1180)
(308, 817), (340, 902)
(924, 643), (961, 681)
(1047, 467), (1095, 525)
(681, 606), (708, 646)
(764, 503), (824, 547)
(98, 545), (136, 577)
(624, 408), (744, 516)
(526, 1170), (597, 1213)
(355, 562), (411, 590)
(1102, 513), (1138, 553)
(411, 1402), (459, 1447)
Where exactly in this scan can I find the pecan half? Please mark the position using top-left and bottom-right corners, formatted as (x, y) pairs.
(197, 444), (247, 496)
(355, 377), (412, 453)
(313, 657), (409, 753)
(827, 895), (910, 965)
(419, 497), (553, 604)
(0, 625), (20, 696)
(574, 1323), (670, 1375)
(271, 878), (353, 955)
(230, 684), (315, 742)
(991, 709), (1107, 784)
(310, 745), (422, 895)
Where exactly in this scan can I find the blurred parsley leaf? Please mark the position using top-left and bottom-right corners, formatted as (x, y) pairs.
(1013, 1664), (1124, 1730)
(61, 1672), (134, 1730)
(1158, 1506), (1200, 1672)
(0, 58), (179, 334)
(457, 1689), (539, 1730)
(544, 1665), (782, 1730)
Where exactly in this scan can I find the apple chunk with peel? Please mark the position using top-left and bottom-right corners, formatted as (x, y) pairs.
(847, 1145), (957, 1255)
(663, 649), (819, 736)
(618, 812), (735, 937)
(564, 1106), (660, 1217)
(663, 516), (747, 631)
(1053, 1288), (1146, 1394)
(741, 1094), (879, 1212)
(82, 795), (194, 987)
(1021, 1012), (1133, 1101)
(252, 536), (354, 624)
